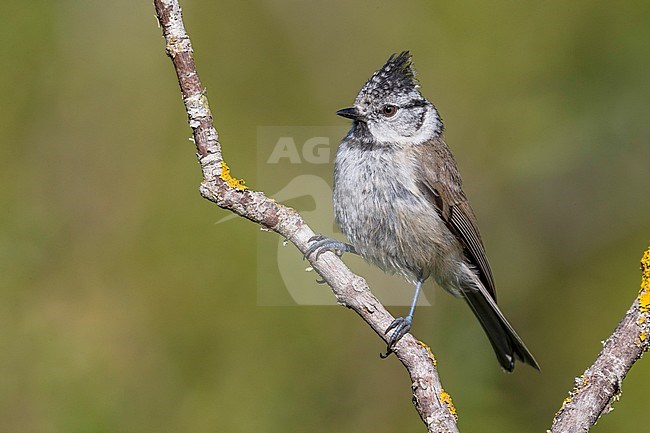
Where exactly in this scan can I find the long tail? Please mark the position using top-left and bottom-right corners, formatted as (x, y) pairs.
(462, 286), (540, 372)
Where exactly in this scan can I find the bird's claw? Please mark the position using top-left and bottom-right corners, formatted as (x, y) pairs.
(380, 315), (413, 358)
(304, 235), (352, 261)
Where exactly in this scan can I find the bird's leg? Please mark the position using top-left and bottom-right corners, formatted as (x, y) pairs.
(381, 275), (425, 358)
(304, 234), (357, 261)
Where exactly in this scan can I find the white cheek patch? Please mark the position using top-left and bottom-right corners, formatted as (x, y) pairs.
(369, 107), (442, 146)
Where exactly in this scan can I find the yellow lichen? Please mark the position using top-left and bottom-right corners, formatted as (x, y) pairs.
(637, 247), (650, 326)
(417, 341), (437, 366)
(219, 161), (248, 190)
(554, 396), (571, 418)
(440, 389), (457, 420)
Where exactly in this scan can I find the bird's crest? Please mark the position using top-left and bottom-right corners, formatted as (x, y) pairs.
(357, 51), (419, 102)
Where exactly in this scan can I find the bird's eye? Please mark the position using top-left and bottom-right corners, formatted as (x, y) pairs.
(381, 105), (398, 117)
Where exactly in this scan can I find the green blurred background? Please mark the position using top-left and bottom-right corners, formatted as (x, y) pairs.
(2, 1), (649, 431)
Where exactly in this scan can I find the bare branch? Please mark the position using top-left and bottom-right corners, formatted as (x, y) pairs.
(153, 1), (458, 431)
(549, 247), (650, 433)
(153, 3), (650, 432)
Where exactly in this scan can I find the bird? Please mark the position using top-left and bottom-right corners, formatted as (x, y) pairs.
(306, 51), (539, 372)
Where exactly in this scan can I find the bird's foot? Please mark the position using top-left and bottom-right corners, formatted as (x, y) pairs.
(304, 235), (355, 261)
(380, 315), (413, 358)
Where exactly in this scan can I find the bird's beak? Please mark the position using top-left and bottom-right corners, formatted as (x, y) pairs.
(336, 106), (363, 121)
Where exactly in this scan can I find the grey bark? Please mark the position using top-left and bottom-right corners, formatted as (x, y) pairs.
(153, 1), (459, 431)
(152, 1), (650, 432)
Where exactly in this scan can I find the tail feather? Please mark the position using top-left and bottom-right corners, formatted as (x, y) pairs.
(462, 286), (539, 372)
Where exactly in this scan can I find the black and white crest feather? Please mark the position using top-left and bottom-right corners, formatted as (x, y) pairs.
(357, 51), (419, 102)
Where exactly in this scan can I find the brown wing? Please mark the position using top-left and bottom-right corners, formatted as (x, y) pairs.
(414, 138), (498, 301)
